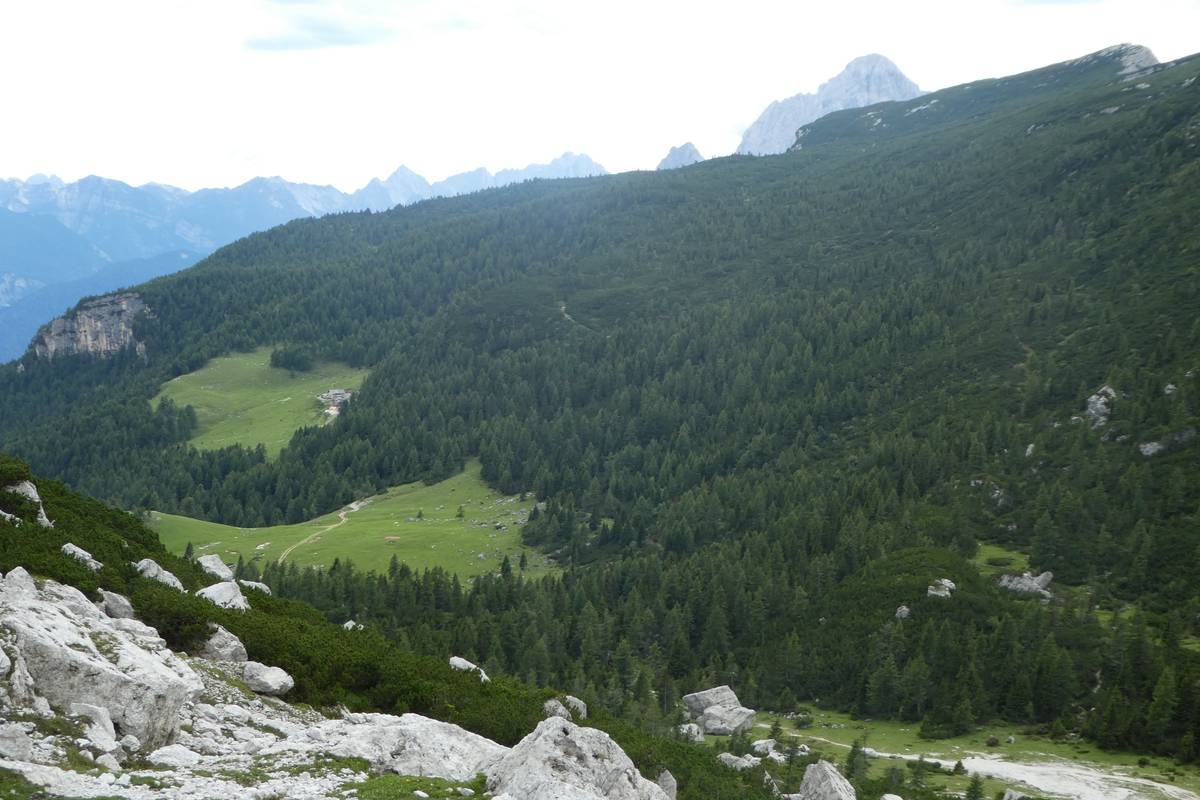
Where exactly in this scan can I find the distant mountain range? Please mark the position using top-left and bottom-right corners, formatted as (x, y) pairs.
(0, 153), (607, 361)
(737, 54), (922, 155)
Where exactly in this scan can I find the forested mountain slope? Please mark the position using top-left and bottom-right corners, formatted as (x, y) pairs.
(2, 45), (1199, 761)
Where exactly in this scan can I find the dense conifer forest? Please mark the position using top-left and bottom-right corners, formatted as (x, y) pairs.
(3, 46), (1199, 768)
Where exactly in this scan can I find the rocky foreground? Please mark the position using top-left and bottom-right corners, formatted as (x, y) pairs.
(0, 566), (670, 799)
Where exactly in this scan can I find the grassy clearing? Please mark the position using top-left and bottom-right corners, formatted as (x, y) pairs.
(149, 459), (554, 580)
(972, 542), (1030, 576)
(153, 346), (368, 457)
(745, 708), (1200, 798)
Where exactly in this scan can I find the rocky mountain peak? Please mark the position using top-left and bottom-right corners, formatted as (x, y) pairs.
(737, 54), (922, 155)
(657, 143), (704, 170)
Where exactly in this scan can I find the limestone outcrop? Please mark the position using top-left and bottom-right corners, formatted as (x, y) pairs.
(682, 684), (756, 735)
(449, 655), (490, 682)
(242, 661), (294, 695)
(0, 568), (202, 748)
(2, 480), (54, 528)
(61, 543), (102, 571)
(196, 581), (250, 611)
(197, 624), (247, 662)
(785, 760), (857, 800)
(133, 558), (185, 592)
(196, 554), (234, 581)
(487, 717), (669, 800)
(999, 571), (1053, 598)
(33, 292), (150, 360)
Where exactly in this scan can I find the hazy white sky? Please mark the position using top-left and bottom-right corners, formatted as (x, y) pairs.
(1, 0), (1197, 192)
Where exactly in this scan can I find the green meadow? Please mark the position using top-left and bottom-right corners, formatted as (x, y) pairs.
(149, 459), (554, 579)
(152, 346), (368, 457)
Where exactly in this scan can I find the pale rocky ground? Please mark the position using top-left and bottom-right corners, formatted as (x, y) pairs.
(0, 563), (669, 799)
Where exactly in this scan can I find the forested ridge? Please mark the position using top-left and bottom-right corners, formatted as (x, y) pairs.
(2, 46), (1200, 763)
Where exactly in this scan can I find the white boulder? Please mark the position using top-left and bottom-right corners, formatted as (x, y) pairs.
(701, 704), (757, 735)
(243, 661), (294, 695)
(449, 655), (489, 682)
(882, 795), (904, 800)
(238, 579), (272, 595)
(682, 684), (741, 717)
(1085, 385), (1116, 427)
(998, 571), (1053, 598)
(927, 577), (956, 598)
(0, 723), (34, 760)
(61, 543), (102, 571)
(657, 770), (677, 800)
(3, 481), (54, 528)
(342, 619), (364, 631)
(487, 717), (668, 800)
(97, 589), (134, 619)
(752, 738), (776, 755)
(69, 702), (120, 754)
(196, 554), (234, 581)
(0, 568), (201, 748)
(134, 558), (185, 592)
(543, 698), (572, 720)
(789, 760), (856, 800)
(196, 580), (250, 611)
(198, 623), (248, 662)
(147, 743), (202, 768)
(563, 695), (587, 719)
(268, 712), (508, 780)
(895, 604), (911, 619)
(677, 722), (705, 742)
(717, 752), (761, 770)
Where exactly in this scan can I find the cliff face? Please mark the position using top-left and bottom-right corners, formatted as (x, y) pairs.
(33, 292), (149, 360)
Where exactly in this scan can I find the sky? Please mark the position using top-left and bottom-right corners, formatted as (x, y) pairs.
(1, 0), (1197, 192)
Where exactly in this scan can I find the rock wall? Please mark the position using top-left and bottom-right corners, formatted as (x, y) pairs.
(32, 292), (149, 360)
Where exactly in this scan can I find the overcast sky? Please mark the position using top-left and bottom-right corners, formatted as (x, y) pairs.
(1, 0), (1197, 192)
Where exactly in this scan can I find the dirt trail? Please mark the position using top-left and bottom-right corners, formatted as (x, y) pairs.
(277, 498), (371, 564)
(778, 729), (1195, 800)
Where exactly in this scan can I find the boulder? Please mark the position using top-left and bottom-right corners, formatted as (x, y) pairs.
(147, 743), (202, 768)
(998, 571), (1053, 598)
(61, 543), (102, 571)
(97, 589), (134, 619)
(881, 795), (904, 800)
(0, 642), (9, 678)
(790, 760), (856, 800)
(196, 581), (250, 611)
(677, 722), (705, 742)
(69, 702), (120, 754)
(543, 698), (572, 719)
(895, 604), (911, 620)
(243, 661), (294, 695)
(267, 712), (508, 780)
(682, 684), (741, 717)
(563, 694), (588, 719)
(134, 558), (185, 592)
(238, 579), (272, 595)
(0, 723), (33, 760)
(198, 623), (248, 662)
(657, 770), (677, 800)
(752, 738), (776, 755)
(96, 753), (122, 772)
(701, 704), (757, 735)
(196, 554), (234, 581)
(1001, 791), (1030, 800)
(342, 619), (364, 630)
(4, 480), (53, 528)
(449, 655), (490, 682)
(927, 578), (955, 598)
(487, 717), (668, 800)
(0, 569), (201, 748)
(1085, 385), (1116, 427)
(717, 752), (760, 770)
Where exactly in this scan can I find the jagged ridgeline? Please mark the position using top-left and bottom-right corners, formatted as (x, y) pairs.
(1, 44), (1200, 767)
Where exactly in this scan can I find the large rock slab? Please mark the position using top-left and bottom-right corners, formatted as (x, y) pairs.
(266, 712), (508, 780)
(700, 704), (757, 735)
(682, 684), (741, 717)
(196, 581), (250, 611)
(788, 760), (856, 800)
(487, 717), (668, 800)
(0, 568), (201, 748)
(3, 481), (54, 528)
(61, 543), (102, 571)
(197, 624), (247, 662)
(999, 571), (1053, 598)
(97, 589), (134, 619)
(196, 554), (234, 582)
(134, 558), (185, 592)
(449, 655), (489, 682)
(243, 661), (294, 695)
